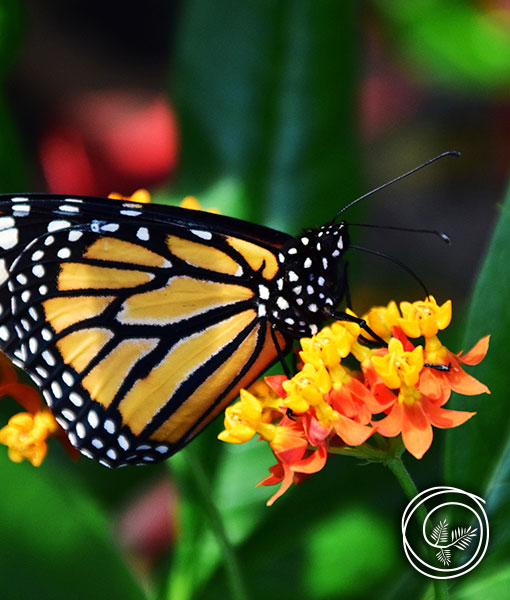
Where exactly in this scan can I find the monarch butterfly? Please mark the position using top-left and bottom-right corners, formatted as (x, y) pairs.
(0, 153), (457, 467)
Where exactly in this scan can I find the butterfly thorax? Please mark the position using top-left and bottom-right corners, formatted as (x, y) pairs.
(265, 221), (349, 336)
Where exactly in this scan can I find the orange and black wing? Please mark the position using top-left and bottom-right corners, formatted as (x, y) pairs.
(0, 195), (291, 466)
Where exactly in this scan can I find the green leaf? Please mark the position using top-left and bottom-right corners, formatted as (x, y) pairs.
(444, 183), (510, 584)
(170, 0), (361, 233)
(374, 0), (510, 92)
(444, 183), (510, 494)
(0, 453), (148, 600)
(452, 565), (510, 600)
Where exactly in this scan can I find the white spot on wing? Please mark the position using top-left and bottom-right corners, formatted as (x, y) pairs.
(0, 259), (8, 285)
(0, 229), (18, 250)
(28, 337), (38, 354)
(13, 205), (31, 216)
(136, 227), (149, 241)
(191, 229), (212, 240)
(42, 350), (56, 366)
(62, 408), (76, 421)
(258, 284), (270, 300)
(59, 204), (80, 213)
(76, 422), (86, 439)
(70, 392), (84, 407)
(87, 410), (99, 428)
(104, 419), (116, 434)
(62, 371), (74, 386)
(51, 381), (63, 399)
(48, 220), (71, 232)
(68, 230), (83, 242)
(102, 223), (120, 233)
(276, 296), (289, 310)
(118, 435), (129, 451)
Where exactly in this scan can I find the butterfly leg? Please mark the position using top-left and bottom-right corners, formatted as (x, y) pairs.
(424, 362), (450, 371)
(324, 308), (387, 346)
(270, 326), (292, 380)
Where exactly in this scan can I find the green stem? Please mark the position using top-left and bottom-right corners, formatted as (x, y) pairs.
(183, 450), (249, 600)
(386, 455), (450, 600)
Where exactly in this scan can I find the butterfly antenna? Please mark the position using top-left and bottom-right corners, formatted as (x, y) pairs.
(348, 223), (451, 244)
(335, 151), (461, 220)
(350, 244), (430, 297)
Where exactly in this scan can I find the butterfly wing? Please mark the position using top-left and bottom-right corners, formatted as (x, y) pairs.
(0, 195), (291, 466)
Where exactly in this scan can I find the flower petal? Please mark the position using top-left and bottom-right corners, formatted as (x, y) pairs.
(457, 335), (490, 366)
(373, 402), (402, 437)
(421, 397), (475, 429)
(332, 413), (373, 446)
(292, 444), (328, 474)
(419, 369), (450, 404)
(258, 461), (295, 506)
(402, 402), (433, 459)
(446, 363), (490, 396)
(265, 375), (288, 398)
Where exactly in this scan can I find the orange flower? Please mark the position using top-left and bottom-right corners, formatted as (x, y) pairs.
(421, 334), (490, 399)
(257, 415), (328, 506)
(370, 332), (486, 459)
(219, 297), (490, 503)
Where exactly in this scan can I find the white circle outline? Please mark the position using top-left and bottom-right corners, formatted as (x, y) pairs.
(401, 486), (489, 579)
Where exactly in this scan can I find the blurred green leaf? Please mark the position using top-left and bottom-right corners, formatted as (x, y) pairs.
(170, 0), (361, 232)
(0, 0), (27, 190)
(444, 182), (510, 586)
(0, 0), (23, 74)
(375, 0), (510, 92)
(452, 564), (510, 600)
(444, 183), (510, 494)
(0, 453), (148, 600)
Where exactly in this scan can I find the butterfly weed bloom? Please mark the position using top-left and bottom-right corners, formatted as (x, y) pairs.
(108, 189), (152, 203)
(0, 352), (67, 466)
(219, 296), (490, 505)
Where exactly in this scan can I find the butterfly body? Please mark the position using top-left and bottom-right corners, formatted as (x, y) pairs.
(0, 194), (349, 466)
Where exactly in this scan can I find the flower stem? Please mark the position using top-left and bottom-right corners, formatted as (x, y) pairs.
(186, 450), (249, 600)
(385, 455), (449, 600)
(169, 449), (249, 600)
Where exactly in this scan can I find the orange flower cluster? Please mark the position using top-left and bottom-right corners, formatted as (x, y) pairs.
(219, 297), (489, 505)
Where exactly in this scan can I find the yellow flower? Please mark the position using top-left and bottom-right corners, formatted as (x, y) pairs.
(299, 319), (360, 369)
(283, 364), (332, 413)
(180, 196), (219, 213)
(398, 296), (451, 338)
(108, 189), (151, 203)
(0, 409), (58, 467)
(371, 338), (424, 389)
(218, 390), (262, 444)
(363, 300), (401, 341)
(218, 382), (282, 444)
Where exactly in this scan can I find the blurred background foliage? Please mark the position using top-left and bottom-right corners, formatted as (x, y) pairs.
(0, 1), (508, 599)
